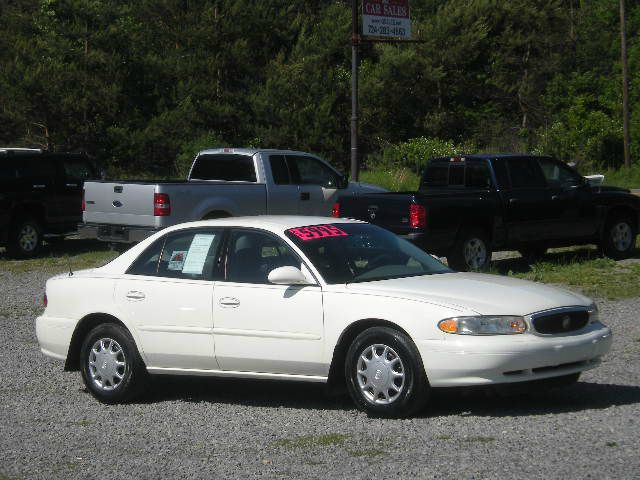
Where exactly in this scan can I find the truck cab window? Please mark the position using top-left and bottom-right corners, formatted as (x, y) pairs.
(538, 157), (583, 188)
(269, 155), (292, 185)
(190, 154), (257, 182)
(289, 156), (340, 188)
(465, 161), (492, 188)
(507, 157), (546, 189)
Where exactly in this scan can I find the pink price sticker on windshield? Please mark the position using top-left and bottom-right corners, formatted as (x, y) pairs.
(287, 225), (348, 241)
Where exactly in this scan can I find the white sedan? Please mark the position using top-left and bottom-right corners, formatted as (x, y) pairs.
(37, 216), (612, 416)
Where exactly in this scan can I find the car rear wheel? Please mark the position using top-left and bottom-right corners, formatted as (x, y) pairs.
(8, 218), (42, 258)
(601, 214), (637, 260)
(345, 327), (429, 417)
(80, 323), (148, 404)
(447, 229), (492, 271)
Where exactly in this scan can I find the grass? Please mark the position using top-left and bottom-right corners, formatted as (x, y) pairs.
(0, 240), (118, 275)
(275, 433), (350, 449)
(600, 163), (640, 190)
(489, 241), (640, 300)
(360, 167), (420, 192)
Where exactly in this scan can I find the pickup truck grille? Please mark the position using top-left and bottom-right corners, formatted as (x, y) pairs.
(531, 309), (589, 334)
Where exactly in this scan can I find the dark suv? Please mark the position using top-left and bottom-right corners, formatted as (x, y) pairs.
(0, 148), (99, 257)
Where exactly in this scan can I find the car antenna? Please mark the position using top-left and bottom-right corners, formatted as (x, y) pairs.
(67, 255), (74, 276)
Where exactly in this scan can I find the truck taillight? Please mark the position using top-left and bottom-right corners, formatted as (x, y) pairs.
(409, 204), (426, 228)
(154, 193), (171, 216)
(43, 293), (48, 308)
(332, 202), (340, 218)
(82, 189), (85, 211)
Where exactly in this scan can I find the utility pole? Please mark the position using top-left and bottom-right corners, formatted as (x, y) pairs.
(350, 0), (360, 181)
(620, 0), (631, 168)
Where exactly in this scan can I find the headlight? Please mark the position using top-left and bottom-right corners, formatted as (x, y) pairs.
(587, 303), (599, 324)
(438, 316), (527, 335)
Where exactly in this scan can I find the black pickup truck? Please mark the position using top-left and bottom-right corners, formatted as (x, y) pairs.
(0, 148), (98, 257)
(335, 154), (640, 271)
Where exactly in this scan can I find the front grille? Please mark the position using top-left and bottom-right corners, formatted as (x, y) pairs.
(532, 310), (589, 334)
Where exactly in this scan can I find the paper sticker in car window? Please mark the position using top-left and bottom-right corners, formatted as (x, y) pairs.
(182, 234), (215, 274)
(287, 225), (348, 241)
(168, 251), (187, 270)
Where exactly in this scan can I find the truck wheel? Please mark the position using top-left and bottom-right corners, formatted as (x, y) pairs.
(601, 214), (637, 260)
(7, 218), (42, 258)
(519, 247), (547, 263)
(447, 229), (492, 271)
(345, 327), (429, 417)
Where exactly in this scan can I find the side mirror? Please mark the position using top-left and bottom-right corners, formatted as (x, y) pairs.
(268, 266), (314, 285)
(337, 174), (349, 189)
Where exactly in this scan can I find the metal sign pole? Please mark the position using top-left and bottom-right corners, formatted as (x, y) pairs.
(350, 0), (360, 182)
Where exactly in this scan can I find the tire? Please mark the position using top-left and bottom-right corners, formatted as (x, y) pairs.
(7, 218), (42, 258)
(601, 214), (637, 260)
(345, 327), (429, 417)
(447, 229), (492, 271)
(80, 323), (148, 404)
(518, 247), (547, 263)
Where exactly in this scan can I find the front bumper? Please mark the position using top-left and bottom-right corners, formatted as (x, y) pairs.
(418, 323), (612, 387)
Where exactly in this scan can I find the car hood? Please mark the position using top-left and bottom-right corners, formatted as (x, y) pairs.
(343, 272), (592, 316)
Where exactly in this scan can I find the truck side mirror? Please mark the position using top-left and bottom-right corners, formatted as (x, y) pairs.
(337, 174), (349, 189)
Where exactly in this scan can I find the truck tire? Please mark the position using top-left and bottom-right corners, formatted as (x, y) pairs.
(447, 229), (492, 271)
(601, 213), (637, 260)
(7, 218), (42, 258)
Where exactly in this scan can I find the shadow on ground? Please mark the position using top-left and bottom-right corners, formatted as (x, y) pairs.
(137, 375), (640, 418)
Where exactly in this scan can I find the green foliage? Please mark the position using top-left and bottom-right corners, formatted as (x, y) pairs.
(175, 132), (227, 178)
(0, 0), (637, 177)
(601, 164), (640, 190)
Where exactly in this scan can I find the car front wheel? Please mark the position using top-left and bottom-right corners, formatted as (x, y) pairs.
(80, 323), (148, 404)
(345, 327), (429, 417)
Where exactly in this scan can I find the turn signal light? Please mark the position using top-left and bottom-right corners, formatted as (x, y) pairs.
(82, 189), (86, 211)
(331, 202), (340, 218)
(409, 204), (426, 228)
(153, 193), (171, 216)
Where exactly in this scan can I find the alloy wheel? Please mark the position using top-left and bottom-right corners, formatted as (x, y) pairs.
(356, 344), (405, 405)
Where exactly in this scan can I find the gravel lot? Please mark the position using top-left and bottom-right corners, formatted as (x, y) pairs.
(1, 259), (639, 480)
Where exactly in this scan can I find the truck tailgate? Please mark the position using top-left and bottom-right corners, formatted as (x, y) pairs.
(83, 181), (159, 227)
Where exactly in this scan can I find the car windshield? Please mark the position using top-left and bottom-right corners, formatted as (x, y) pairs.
(285, 223), (451, 284)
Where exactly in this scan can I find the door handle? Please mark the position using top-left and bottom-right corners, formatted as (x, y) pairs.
(300, 192), (310, 201)
(126, 291), (146, 300)
(32, 184), (46, 189)
(65, 183), (78, 187)
(508, 198), (518, 204)
(219, 297), (240, 307)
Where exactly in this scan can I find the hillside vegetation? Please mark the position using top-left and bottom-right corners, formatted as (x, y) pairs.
(1, 1), (638, 179)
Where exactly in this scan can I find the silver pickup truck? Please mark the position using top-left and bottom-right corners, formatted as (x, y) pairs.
(80, 148), (385, 243)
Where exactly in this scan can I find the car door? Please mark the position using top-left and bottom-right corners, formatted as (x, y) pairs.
(287, 155), (342, 216)
(264, 154), (300, 214)
(212, 228), (325, 376)
(114, 228), (224, 370)
(537, 157), (598, 239)
(500, 157), (556, 244)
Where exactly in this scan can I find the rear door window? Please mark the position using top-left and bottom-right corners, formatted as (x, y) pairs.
(61, 157), (95, 183)
(190, 154), (257, 182)
(465, 161), (492, 188)
(128, 229), (224, 280)
(507, 157), (546, 189)
(268, 155), (292, 185)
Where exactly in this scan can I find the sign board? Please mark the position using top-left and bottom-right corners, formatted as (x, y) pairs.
(362, 0), (411, 39)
